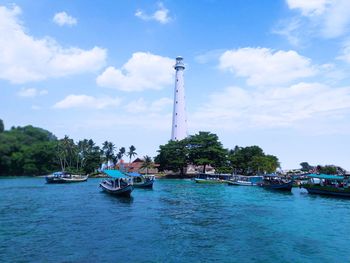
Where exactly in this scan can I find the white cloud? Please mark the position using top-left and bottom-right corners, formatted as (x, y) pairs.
(97, 52), (174, 92)
(284, 0), (350, 39)
(53, 94), (121, 109)
(135, 3), (171, 24)
(125, 98), (148, 113)
(125, 97), (172, 113)
(17, 87), (48, 97)
(272, 18), (304, 47)
(321, 1), (350, 38)
(151, 97), (173, 111)
(287, 0), (331, 16)
(191, 83), (350, 131)
(0, 5), (106, 84)
(219, 47), (317, 86)
(53, 11), (77, 26)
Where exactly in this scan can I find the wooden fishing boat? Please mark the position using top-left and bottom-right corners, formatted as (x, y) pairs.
(302, 174), (350, 198)
(259, 175), (293, 191)
(227, 175), (263, 186)
(100, 170), (134, 197)
(127, 172), (155, 188)
(194, 173), (232, 184)
(46, 172), (88, 184)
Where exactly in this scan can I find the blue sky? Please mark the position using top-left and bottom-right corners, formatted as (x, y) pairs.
(1, 0), (350, 169)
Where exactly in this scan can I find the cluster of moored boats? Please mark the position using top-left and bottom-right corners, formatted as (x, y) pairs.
(45, 171), (350, 198)
(45, 170), (155, 197)
(194, 173), (350, 197)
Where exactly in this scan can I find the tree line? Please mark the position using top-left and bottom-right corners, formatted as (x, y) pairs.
(154, 131), (280, 176)
(299, 162), (346, 175)
(0, 119), (137, 176)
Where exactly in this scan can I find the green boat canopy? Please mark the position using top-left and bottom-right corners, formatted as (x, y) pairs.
(307, 173), (344, 180)
(103, 170), (128, 178)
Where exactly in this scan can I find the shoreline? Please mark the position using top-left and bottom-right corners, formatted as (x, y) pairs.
(0, 173), (198, 179)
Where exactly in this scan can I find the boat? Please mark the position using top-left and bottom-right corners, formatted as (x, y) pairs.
(127, 172), (155, 188)
(99, 170), (134, 197)
(302, 173), (350, 198)
(46, 171), (88, 184)
(194, 173), (233, 184)
(227, 175), (263, 186)
(258, 175), (293, 191)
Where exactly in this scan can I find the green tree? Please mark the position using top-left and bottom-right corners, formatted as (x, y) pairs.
(82, 139), (102, 174)
(140, 155), (153, 175)
(187, 131), (227, 173)
(300, 162), (313, 172)
(317, 165), (338, 175)
(0, 119), (4, 133)
(0, 124), (59, 175)
(127, 145), (137, 164)
(56, 135), (75, 172)
(229, 146), (279, 175)
(154, 139), (188, 176)
(117, 147), (126, 160)
(102, 141), (115, 168)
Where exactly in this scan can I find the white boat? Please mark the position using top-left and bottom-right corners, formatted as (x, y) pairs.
(46, 172), (88, 184)
(227, 175), (263, 186)
(194, 173), (232, 184)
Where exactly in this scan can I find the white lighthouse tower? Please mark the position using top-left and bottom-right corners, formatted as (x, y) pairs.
(171, 56), (187, 141)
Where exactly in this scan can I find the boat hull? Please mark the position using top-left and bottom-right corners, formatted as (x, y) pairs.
(303, 185), (350, 198)
(134, 180), (154, 188)
(228, 180), (256, 186)
(100, 182), (134, 197)
(194, 178), (228, 184)
(260, 181), (293, 191)
(46, 176), (88, 184)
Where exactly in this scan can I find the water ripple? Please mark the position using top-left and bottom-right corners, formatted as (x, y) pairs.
(1, 178), (350, 262)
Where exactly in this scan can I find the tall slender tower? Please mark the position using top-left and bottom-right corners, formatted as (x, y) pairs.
(171, 56), (187, 141)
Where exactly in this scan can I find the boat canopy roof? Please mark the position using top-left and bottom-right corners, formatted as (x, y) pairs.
(103, 170), (128, 178)
(307, 173), (344, 180)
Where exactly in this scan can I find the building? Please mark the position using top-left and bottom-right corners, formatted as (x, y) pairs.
(119, 158), (159, 174)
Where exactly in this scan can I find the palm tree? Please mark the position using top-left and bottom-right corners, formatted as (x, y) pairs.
(57, 135), (75, 172)
(127, 145), (137, 170)
(118, 147), (126, 160)
(56, 140), (67, 172)
(102, 141), (115, 168)
(76, 139), (90, 171)
(140, 155), (153, 175)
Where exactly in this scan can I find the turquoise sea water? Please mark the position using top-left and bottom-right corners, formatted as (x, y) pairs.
(1, 177), (350, 263)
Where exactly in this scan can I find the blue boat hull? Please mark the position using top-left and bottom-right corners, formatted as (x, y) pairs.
(100, 182), (134, 197)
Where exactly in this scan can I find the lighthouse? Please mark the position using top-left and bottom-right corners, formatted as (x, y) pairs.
(171, 56), (187, 141)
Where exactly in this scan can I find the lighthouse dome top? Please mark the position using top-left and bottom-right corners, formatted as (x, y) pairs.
(174, 56), (185, 70)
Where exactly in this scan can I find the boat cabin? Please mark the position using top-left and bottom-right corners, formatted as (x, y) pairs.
(196, 173), (233, 181)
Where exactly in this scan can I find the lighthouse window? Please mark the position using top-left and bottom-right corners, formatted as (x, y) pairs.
(176, 89), (178, 92)
(176, 101), (178, 104)
(176, 113), (177, 115)
(175, 125), (177, 127)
